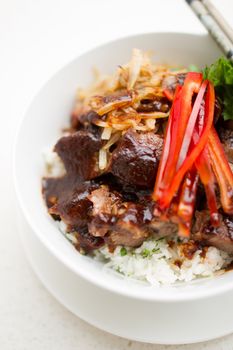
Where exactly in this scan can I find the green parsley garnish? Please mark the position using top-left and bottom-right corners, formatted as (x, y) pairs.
(141, 249), (150, 258)
(120, 247), (127, 256)
(152, 248), (161, 254)
(203, 57), (233, 120)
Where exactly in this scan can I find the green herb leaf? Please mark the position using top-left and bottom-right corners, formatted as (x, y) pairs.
(152, 248), (161, 254)
(203, 57), (233, 120)
(141, 249), (150, 258)
(120, 247), (127, 256)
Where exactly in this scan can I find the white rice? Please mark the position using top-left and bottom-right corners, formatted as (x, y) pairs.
(95, 238), (232, 286)
(57, 220), (233, 286)
(42, 149), (66, 177)
(46, 150), (233, 286)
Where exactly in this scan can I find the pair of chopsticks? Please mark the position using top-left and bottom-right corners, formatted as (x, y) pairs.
(185, 0), (233, 62)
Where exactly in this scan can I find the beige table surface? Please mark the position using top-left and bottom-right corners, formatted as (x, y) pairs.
(1, 0), (233, 348)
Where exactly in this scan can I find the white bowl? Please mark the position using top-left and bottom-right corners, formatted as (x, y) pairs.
(14, 32), (233, 344)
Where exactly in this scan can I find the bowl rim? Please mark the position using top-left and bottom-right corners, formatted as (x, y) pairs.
(13, 31), (233, 302)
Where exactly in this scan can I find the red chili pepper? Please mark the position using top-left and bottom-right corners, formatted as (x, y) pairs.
(208, 127), (233, 214)
(177, 80), (208, 167)
(153, 85), (182, 200)
(192, 110), (219, 227)
(195, 146), (220, 226)
(153, 71), (232, 237)
(164, 74), (203, 186)
(153, 73), (203, 203)
(172, 73), (203, 166)
(160, 81), (215, 208)
(177, 167), (199, 237)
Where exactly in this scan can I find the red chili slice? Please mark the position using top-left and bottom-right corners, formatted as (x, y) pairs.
(153, 73), (203, 202)
(153, 72), (232, 237)
(193, 110), (219, 227)
(195, 145), (220, 226)
(177, 167), (199, 237)
(153, 85), (182, 200)
(159, 81), (215, 209)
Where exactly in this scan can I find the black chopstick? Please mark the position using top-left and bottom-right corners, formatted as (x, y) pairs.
(201, 0), (233, 44)
(185, 0), (233, 62)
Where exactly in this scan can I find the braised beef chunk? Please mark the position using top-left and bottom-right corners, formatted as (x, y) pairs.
(106, 203), (152, 247)
(43, 177), (65, 209)
(89, 91), (132, 115)
(54, 129), (102, 180)
(71, 110), (99, 131)
(192, 211), (233, 253)
(106, 213), (151, 247)
(137, 96), (170, 113)
(107, 226), (148, 247)
(87, 186), (122, 237)
(149, 220), (178, 237)
(219, 128), (233, 163)
(87, 186), (153, 247)
(109, 129), (163, 188)
(43, 174), (82, 208)
(162, 73), (186, 95)
(49, 181), (99, 228)
(74, 226), (105, 253)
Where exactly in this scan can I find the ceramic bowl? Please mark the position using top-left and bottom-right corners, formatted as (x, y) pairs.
(14, 32), (233, 344)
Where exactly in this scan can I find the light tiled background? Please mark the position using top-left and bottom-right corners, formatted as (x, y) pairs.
(1, 0), (233, 348)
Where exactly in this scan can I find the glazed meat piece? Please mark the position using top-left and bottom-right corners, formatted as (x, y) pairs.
(149, 219), (178, 237)
(71, 110), (99, 130)
(162, 73), (186, 95)
(88, 91), (133, 117)
(87, 186), (122, 237)
(219, 127), (233, 163)
(73, 226), (105, 253)
(43, 174), (105, 252)
(109, 129), (163, 188)
(49, 181), (98, 228)
(88, 186), (152, 247)
(54, 128), (102, 180)
(43, 172), (88, 209)
(106, 203), (150, 247)
(137, 96), (171, 113)
(192, 211), (233, 253)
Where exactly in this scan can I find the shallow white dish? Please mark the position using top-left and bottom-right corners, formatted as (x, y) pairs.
(14, 32), (233, 344)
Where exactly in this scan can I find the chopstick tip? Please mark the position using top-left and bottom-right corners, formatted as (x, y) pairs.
(227, 50), (233, 59)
